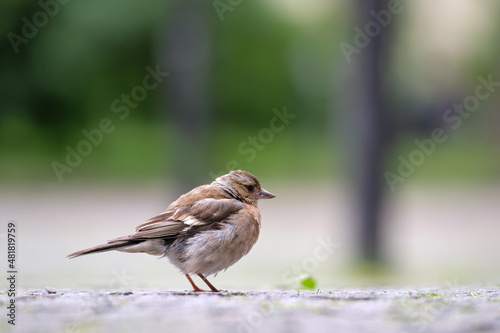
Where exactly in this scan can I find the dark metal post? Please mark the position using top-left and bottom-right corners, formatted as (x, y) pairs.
(352, 0), (392, 263)
(157, 0), (212, 191)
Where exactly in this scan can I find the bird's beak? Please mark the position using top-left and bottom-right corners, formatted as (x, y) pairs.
(257, 188), (275, 199)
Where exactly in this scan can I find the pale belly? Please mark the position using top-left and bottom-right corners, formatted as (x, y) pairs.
(165, 221), (260, 276)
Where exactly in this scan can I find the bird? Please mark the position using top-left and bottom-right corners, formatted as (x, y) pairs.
(67, 170), (275, 292)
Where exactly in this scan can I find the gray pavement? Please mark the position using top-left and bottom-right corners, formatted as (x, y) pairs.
(1, 287), (500, 333)
(2, 183), (500, 332)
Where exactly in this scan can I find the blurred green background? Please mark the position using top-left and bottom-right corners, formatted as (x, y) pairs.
(1, 0), (500, 289)
(2, 0), (499, 184)
(1, 0), (333, 183)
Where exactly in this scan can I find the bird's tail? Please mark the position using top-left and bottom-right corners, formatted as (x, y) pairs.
(67, 240), (139, 259)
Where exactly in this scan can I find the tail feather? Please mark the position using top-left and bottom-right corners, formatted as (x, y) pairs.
(67, 240), (139, 259)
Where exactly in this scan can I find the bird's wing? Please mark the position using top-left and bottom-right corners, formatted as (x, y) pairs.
(112, 198), (245, 241)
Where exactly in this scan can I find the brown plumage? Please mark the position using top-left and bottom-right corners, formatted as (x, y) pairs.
(67, 170), (275, 292)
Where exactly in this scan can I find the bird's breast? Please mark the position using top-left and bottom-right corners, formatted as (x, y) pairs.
(166, 209), (261, 276)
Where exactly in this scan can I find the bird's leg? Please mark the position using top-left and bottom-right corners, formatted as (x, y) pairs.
(185, 274), (211, 292)
(197, 273), (222, 292)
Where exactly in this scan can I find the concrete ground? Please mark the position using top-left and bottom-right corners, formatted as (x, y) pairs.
(2, 287), (500, 333)
(1, 181), (500, 332)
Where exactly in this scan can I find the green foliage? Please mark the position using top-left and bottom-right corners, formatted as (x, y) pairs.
(298, 275), (317, 290)
(0, 1), (499, 183)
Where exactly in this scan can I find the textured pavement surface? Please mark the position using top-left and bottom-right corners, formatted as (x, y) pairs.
(2, 287), (500, 333)
(2, 184), (500, 332)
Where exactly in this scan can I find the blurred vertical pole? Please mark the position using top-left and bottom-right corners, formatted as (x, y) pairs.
(351, 0), (392, 263)
(157, 0), (212, 191)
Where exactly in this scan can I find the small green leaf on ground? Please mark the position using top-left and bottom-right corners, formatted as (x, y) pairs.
(299, 275), (317, 290)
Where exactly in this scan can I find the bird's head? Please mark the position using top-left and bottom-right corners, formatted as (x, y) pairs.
(213, 170), (275, 205)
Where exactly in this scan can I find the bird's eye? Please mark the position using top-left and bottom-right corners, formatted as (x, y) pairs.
(246, 185), (254, 192)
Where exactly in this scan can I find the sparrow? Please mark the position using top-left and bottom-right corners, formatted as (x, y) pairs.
(67, 170), (275, 292)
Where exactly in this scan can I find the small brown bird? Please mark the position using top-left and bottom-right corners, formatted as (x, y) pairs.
(67, 170), (275, 292)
